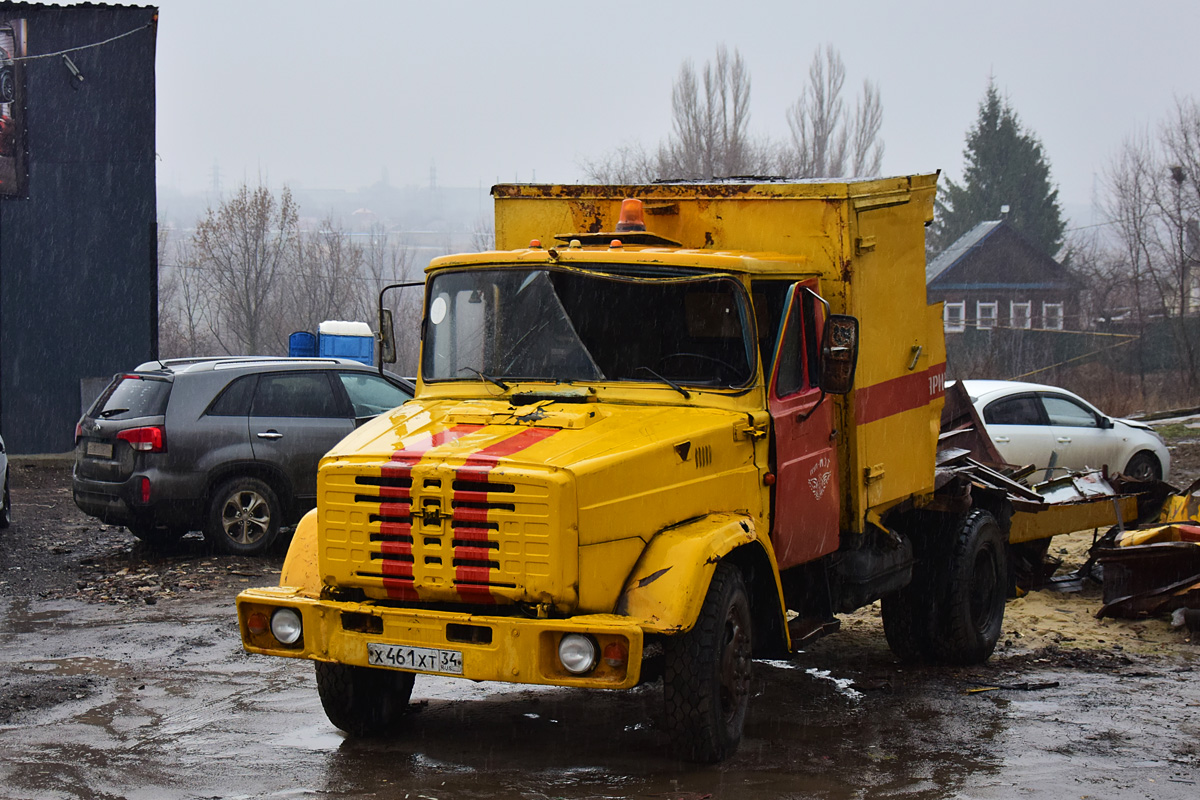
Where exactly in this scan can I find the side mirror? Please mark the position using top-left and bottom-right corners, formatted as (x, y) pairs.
(1099, 415), (1114, 430)
(820, 314), (859, 395)
(378, 308), (397, 365)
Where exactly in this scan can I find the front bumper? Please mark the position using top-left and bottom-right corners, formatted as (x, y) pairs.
(237, 587), (645, 689)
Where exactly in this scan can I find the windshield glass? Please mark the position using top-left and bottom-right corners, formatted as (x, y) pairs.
(422, 267), (755, 388)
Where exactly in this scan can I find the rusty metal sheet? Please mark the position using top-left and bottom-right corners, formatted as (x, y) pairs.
(1009, 495), (1138, 545)
(1097, 541), (1200, 618)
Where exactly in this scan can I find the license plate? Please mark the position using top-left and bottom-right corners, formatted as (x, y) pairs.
(367, 642), (463, 675)
(86, 441), (113, 459)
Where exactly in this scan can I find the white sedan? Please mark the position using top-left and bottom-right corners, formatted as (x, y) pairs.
(959, 380), (1170, 482)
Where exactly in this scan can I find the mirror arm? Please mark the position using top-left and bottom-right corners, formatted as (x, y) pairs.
(378, 281), (425, 377)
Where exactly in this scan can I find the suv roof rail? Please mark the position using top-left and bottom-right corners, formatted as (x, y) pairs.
(134, 356), (359, 372)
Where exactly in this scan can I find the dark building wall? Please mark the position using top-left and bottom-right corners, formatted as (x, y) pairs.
(0, 4), (157, 453)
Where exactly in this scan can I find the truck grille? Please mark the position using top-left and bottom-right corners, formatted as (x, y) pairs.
(318, 459), (575, 607)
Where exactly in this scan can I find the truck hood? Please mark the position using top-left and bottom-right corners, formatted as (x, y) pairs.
(330, 398), (752, 475)
(329, 397), (764, 548)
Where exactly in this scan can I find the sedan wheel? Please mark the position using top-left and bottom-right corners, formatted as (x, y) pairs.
(206, 477), (281, 555)
(1123, 451), (1162, 482)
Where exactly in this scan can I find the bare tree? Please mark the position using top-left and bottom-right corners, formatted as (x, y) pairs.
(579, 141), (658, 183)
(193, 184), (299, 355)
(285, 216), (366, 347)
(469, 215), (495, 252)
(782, 45), (884, 178)
(362, 225), (422, 375)
(1095, 102), (1200, 394)
(158, 225), (219, 358)
(656, 46), (765, 179)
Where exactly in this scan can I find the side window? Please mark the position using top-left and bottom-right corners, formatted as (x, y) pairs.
(252, 372), (343, 418)
(207, 375), (256, 416)
(339, 373), (412, 418)
(773, 286), (822, 398)
(944, 302), (966, 333)
(984, 395), (1043, 426)
(1042, 395), (1099, 428)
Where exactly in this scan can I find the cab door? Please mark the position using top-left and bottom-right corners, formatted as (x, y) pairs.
(767, 282), (840, 570)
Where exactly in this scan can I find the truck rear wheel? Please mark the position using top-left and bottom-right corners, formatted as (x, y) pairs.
(662, 561), (752, 762)
(315, 662), (415, 737)
(881, 580), (935, 662)
(930, 509), (1007, 664)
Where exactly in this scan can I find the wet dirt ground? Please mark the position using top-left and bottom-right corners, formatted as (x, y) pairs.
(2, 456), (1199, 799)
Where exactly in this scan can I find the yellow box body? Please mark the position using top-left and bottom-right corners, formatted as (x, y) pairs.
(239, 176), (946, 689)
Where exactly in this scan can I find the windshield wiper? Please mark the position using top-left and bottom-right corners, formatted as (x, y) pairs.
(97, 408), (129, 418)
(636, 367), (691, 399)
(459, 367), (510, 391)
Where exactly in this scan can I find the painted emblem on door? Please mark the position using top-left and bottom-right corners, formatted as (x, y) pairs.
(808, 455), (832, 500)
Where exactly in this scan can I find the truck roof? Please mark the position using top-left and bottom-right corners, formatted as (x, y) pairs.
(426, 246), (812, 276)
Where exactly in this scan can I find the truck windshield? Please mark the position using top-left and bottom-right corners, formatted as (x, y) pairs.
(422, 267), (755, 388)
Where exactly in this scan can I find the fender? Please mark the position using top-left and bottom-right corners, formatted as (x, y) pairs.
(615, 512), (787, 638)
(279, 508), (321, 595)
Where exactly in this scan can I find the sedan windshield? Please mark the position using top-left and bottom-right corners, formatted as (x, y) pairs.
(422, 267), (755, 388)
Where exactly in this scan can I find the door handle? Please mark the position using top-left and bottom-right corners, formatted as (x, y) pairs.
(257, 431), (283, 440)
(994, 436), (1010, 443)
(1056, 437), (1071, 444)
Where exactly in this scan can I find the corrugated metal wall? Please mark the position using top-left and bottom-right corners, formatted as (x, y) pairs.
(0, 3), (157, 453)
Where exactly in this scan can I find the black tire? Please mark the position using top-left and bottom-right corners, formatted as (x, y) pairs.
(663, 561), (753, 762)
(930, 509), (1008, 665)
(0, 469), (10, 529)
(881, 580), (935, 663)
(1123, 451), (1162, 481)
(315, 661), (415, 737)
(126, 521), (185, 548)
(205, 476), (281, 555)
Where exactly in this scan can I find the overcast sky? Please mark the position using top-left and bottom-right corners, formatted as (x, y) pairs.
(153, 0), (1199, 222)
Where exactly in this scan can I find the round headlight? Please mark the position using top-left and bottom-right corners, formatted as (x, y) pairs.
(270, 607), (303, 645)
(558, 633), (597, 674)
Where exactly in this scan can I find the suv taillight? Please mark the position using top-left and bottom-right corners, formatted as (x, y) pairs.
(117, 426), (165, 453)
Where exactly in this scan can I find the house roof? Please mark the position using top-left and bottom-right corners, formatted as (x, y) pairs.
(927, 219), (1075, 291)
(926, 220), (1002, 284)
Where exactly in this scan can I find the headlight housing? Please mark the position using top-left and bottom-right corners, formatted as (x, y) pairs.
(558, 633), (597, 674)
(270, 607), (303, 645)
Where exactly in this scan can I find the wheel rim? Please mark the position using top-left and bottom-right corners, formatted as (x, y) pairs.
(221, 489), (271, 545)
(969, 542), (1001, 632)
(1127, 457), (1156, 481)
(718, 601), (752, 726)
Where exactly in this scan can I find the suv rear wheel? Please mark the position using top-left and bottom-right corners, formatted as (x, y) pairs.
(206, 476), (281, 555)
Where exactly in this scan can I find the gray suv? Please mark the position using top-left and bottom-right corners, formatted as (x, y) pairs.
(73, 357), (413, 555)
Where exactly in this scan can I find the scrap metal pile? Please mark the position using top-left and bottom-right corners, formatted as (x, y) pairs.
(939, 382), (1199, 626)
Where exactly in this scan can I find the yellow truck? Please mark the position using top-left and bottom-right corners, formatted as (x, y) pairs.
(237, 175), (1032, 761)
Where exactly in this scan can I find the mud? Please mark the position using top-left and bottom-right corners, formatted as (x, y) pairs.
(1, 456), (1199, 798)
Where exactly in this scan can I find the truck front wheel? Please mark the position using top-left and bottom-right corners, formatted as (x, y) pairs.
(315, 662), (415, 737)
(663, 561), (752, 762)
(932, 509), (1007, 664)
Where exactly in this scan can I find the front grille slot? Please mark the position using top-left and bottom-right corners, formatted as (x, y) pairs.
(357, 475), (413, 488)
(451, 538), (498, 550)
(453, 557), (500, 570)
(451, 519), (498, 531)
(369, 512), (413, 525)
(370, 552), (414, 562)
(452, 479), (515, 494)
(452, 500), (516, 512)
(370, 532), (413, 544)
